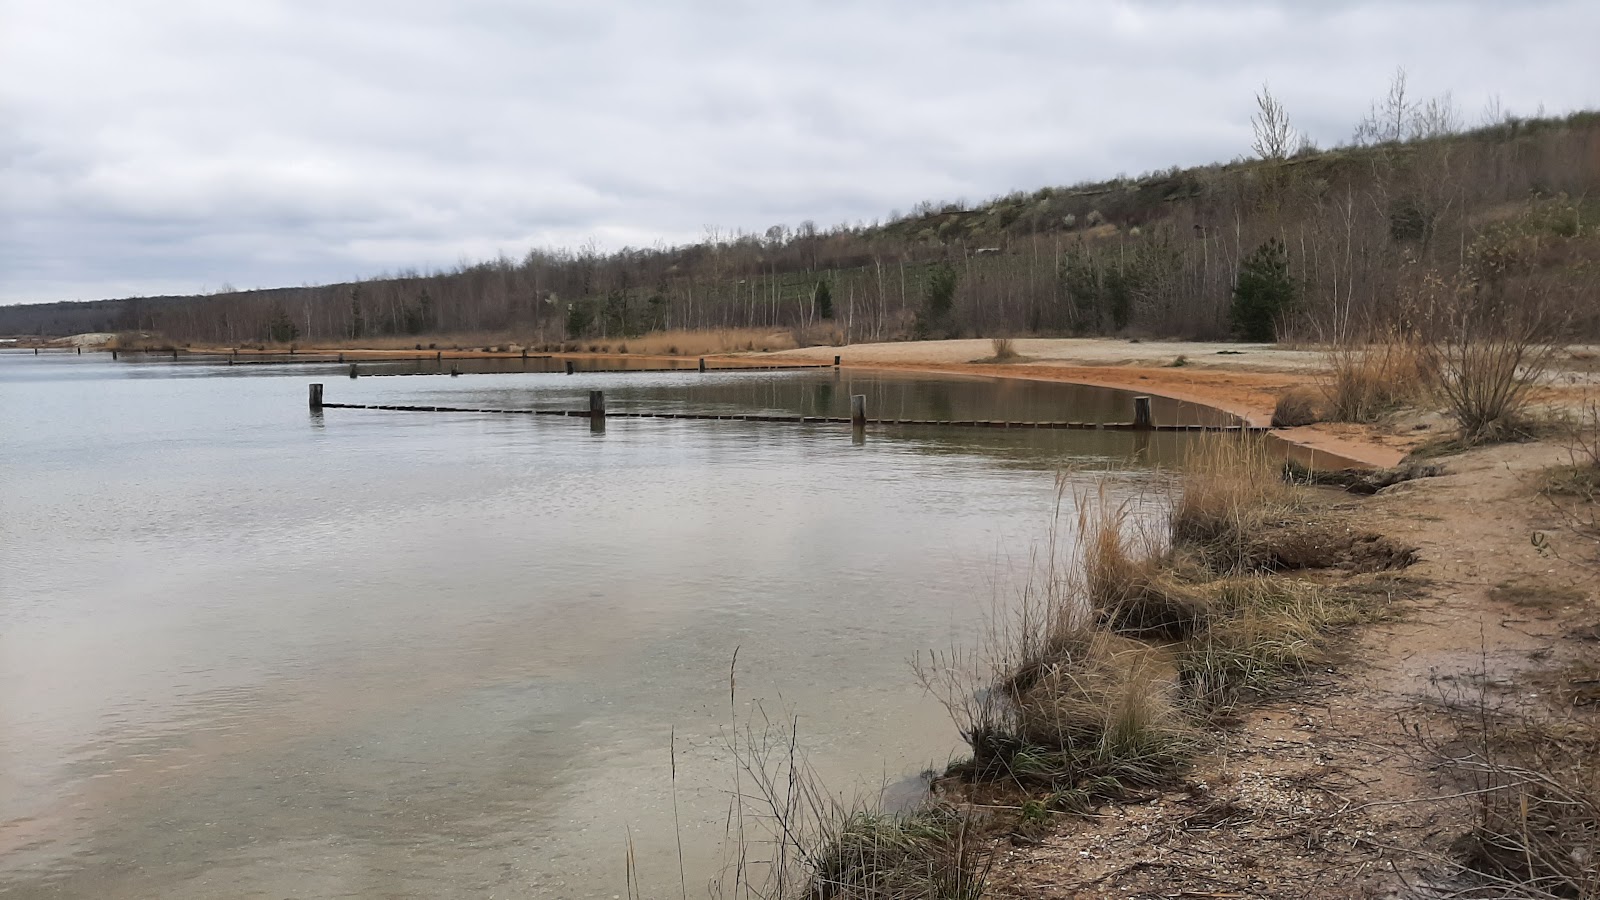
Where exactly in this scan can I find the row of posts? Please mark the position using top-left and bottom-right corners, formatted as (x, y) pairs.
(310, 383), (1156, 432)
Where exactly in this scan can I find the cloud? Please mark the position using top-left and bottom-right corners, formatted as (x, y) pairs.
(2, 0), (1596, 303)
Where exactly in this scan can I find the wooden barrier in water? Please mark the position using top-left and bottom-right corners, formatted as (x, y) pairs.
(309, 385), (1262, 432)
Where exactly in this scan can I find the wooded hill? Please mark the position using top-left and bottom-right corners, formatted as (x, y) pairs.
(5, 106), (1597, 346)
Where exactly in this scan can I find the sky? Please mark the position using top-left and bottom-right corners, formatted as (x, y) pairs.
(3, 1), (1597, 305)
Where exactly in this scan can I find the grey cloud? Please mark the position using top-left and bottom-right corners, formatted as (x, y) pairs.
(3, 0), (1597, 303)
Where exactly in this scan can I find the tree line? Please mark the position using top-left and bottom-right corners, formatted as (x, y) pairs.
(5, 76), (1597, 346)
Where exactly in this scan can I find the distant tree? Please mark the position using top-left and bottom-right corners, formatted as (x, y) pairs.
(267, 307), (298, 343)
(1230, 239), (1297, 341)
(566, 300), (594, 338)
(347, 287), (365, 340)
(914, 263), (959, 338)
(1251, 83), (1297, 161)
(813, 280), (834, 320)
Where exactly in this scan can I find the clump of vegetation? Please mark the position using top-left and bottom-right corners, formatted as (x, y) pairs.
(1319, 335), (1429, 423)
(1169, 435), (1296, 571)
(990, 337), (1017, 360)
(1271, 386), (1324, 427)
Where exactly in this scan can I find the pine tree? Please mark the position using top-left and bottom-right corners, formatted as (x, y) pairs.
(1230, 239), (1296, 341)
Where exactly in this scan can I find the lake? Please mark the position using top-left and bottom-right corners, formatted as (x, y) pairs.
(0, 350), (1217, 898)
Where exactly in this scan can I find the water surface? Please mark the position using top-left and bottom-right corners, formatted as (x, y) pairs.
(0, 351), (1196, 897)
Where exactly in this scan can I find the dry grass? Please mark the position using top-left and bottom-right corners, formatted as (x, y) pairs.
(611, 328), (798, 357)
(990, 337), (1018, 361)
(1271, 386), (1324, 427)
(919, 482), (1200, 800)
(1422, 702), (1600, 899)
(1319, 338), (1430, 423)
(715, 702), (991, 900)
(1169, 435), (1295, 572)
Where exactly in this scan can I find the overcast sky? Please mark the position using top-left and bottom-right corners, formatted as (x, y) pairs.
(2, 1), (1596, 305)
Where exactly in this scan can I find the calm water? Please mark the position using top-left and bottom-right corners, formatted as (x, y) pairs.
(0, 351), (1205, 898)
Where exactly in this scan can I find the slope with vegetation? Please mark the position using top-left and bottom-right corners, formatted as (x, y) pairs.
(4, 76), (1597, 354)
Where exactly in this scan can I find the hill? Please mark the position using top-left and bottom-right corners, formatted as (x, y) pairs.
(3, 109), (1597, 347)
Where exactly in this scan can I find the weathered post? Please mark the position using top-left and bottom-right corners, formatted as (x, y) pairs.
(338, 353), (344, 363)
(172, 349), (178, 360)
(77, 346), (82, 355)
(309, 383), (324, 411)
(521, 347), (528, 359)
(436, 350), (443, 363)
(698, 358), (706, 373)
(112, 349), (118, 360)
(1133, 396), (1153, 430)
(589, 390), (606, 419)
(851, 394), (867, 428)
(834, 355), (841, 367)
(349, 363), (359, 379)
(34, 348), (38, 355)
(565, 359), (576, 375)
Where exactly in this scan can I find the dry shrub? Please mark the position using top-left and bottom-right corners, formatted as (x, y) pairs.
(1412, 271), (1565, 443)
(1425, 708), (1600, 899)
(1319, 337), (1430, 423)
(1169, 435), (1294, 572)
(1271, 386), (1324, 427)
(990, 337), (1017, 361)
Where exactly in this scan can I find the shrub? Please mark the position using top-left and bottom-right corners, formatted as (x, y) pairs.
(1415, 273), (1562, 442)
(1271, 386), (1323, 427)
(990, 337), (1017, 361)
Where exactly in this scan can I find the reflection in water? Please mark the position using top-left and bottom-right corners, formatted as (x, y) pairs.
(0, 351), (1210, 898)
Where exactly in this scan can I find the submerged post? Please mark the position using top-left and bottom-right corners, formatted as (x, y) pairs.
(349, 363), (359, 379)
(1133, 396), (1153, 430)
(698, 358), (706, 373)
(834, 355), (841, 367)
(309, 383), (324, 411)
(851, 394), (866, 428)
(77, 346), (82, 355)
(590, 390), (606, 419)
(565, 359), (576, 375)
(111, 349), (118, 360)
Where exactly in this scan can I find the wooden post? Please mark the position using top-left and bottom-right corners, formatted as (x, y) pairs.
(698, 358), (706, 372)
(338, 353), (344, 363)
(1133, 396), (1153, 430)
(309, 383), (324, 411)
(851, 394), (867, 428)
(77, 346), (82, 355)
(590, 390), (606, 419)
(565, 359), (576, 375)
(436, 351), (443, 362)
(450, 367), (460, 377)
(521, 347), (528, 359)
(172, 349), (178, 360)
(834, 355), (841, 367)
(112, 349), (118, 360)
(349, 363), (359, 379)
(33, 347), (38, 355)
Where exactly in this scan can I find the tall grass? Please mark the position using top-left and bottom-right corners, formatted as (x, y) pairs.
(714, 702), (991, 899)
(1319, 336), (1430, 423)
(1169, 435), (1295, 572)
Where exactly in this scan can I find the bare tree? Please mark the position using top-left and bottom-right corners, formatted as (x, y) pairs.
(1355, 67), (1414, 145)
(1251, 82), (1298, 161)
